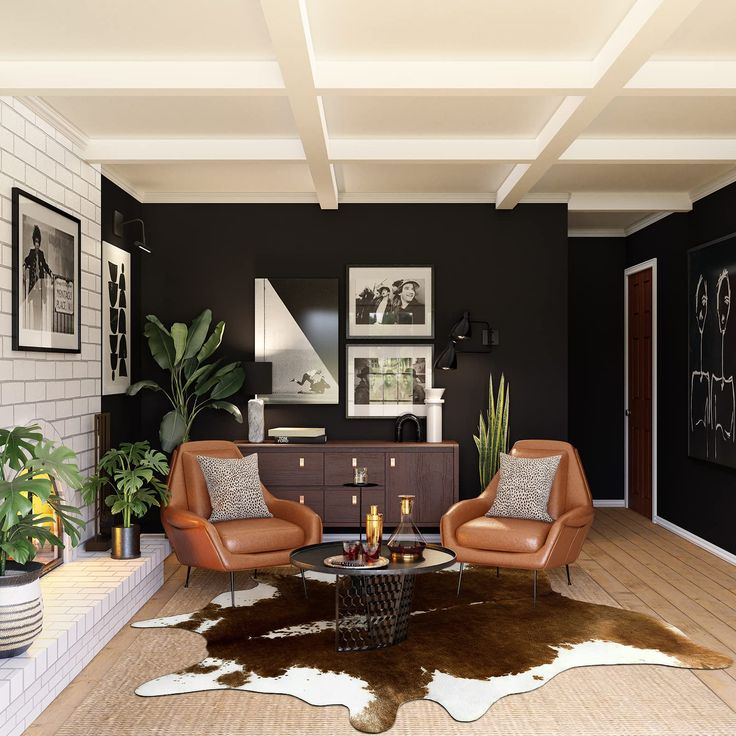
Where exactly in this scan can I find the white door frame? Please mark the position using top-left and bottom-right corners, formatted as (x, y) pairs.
(623, 259), (658, 520)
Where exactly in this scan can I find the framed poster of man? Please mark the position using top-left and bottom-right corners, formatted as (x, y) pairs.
(347, 265), (434, 338)
(12, 188), (81, 352)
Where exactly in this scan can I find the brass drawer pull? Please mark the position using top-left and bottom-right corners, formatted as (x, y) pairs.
(390, 457), (396, 467)
(352, 495), (358, 505)
(299, 495), (305, 504)
(299, 457), (305, 467)
(352, 457), (357, 467)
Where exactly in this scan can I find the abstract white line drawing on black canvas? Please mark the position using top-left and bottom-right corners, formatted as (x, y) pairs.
(691, 274), (711, 456)
(711, 269), (735, 457)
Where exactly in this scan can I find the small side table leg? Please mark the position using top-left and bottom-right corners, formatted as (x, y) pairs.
(300, 569), (308, 599)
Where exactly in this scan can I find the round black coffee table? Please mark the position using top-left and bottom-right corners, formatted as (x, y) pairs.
(290, 541), (456, 652)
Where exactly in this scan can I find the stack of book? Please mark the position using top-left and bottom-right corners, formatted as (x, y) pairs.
(267, 427), (327, 444)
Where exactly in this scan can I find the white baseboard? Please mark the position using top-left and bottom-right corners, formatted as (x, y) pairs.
(593, 499), (626, 507)
(654, 516), (736, 567)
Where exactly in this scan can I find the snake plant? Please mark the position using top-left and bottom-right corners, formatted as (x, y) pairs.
(473, 373), (510, 490)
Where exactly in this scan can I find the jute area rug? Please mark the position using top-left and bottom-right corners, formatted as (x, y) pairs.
(54, 565), (736, 736)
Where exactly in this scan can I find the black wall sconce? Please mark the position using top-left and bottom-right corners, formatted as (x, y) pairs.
(434, 311), (498, 371)
(113, 211), (151, 253)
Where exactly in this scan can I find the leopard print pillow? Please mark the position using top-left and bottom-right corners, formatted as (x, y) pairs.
(486, 452), (562, 523)
(197, 453), (272, 523)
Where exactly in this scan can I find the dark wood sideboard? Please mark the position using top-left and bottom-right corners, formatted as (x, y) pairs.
(238, 441), (459, 528)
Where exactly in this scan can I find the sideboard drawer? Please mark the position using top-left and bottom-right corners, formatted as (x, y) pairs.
(324, 452), (385, 485)
(324, 487), (385, 524)
(269, 488), (324, 517)
(256, 452), (324, 486)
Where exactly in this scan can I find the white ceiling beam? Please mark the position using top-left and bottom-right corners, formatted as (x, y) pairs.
(0, 61), (284, 96)
(260, 0), (337, 209)
(314, 61), (593, 96)
(329, 138), (536, 163)
(563, 138), (736, 163)
(625, 60), (736, 95)
(85, 139), (305, 164)
(568, 192), (692, 212)
(495, 0), (704, 209)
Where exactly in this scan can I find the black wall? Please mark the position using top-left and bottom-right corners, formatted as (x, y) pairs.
(568, 237), (625, 500)
(627, 181), (736, 555)
(100, 178), (143, 449)
(130, 202), (570, 504)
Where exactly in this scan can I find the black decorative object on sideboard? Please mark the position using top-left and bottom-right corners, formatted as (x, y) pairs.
(239, 440), (458, 527)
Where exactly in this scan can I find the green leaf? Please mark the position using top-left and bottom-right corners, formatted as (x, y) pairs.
(184, 360), (221, 392)
(159, 411), (188, 453)
(144, 317), (175, 370)
(0, 425), (42, 471)
(206, 401), (243, 423)
(170, 322), (188, 365)
(196, 321), (225, 364)
(127, 380), (162, 396)
(184, 309), (212, 360)
(209, 366), (245, 400)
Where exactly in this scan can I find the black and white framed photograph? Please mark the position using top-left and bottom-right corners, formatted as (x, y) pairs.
(347, 265), (433, 338)
(12, 188), (81, 352)
(346, 344), (433, 418)
(255, 277), (339, 404)
(688, 232), (736, 468)
(102, 241), (131, 395)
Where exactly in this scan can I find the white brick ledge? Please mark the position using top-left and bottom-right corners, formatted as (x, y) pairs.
(0, 535), (171, 736)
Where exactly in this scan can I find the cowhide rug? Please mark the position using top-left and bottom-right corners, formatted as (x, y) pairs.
(133, 566), (731, 733)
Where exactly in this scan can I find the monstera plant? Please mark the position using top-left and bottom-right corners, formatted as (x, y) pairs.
(129, 309), (245, 452)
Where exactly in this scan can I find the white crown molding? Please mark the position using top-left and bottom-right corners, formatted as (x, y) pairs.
(142, 191), (319, 204)
(690, 167), (736, 203)
(20, 96), (88, 148)
(568, 228), (626, 238)
(339, 192), (494, 204)
(519, 193), (570, 204)
(100, 166), (143, 203)
(624, 210), (674, 236)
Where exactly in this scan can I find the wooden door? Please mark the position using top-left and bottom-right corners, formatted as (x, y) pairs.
(627, 268), (653, 518)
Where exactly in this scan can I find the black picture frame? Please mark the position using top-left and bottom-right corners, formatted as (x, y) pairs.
(687, 231), (736, 468)
(12, 187), (82, 353)
(346, 265), (434, 339)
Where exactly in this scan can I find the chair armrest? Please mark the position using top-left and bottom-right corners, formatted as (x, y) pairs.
(440, 497), (493, 547)
(551, 505), (595, 530)
(269, 498), (322, 545)
(164, 507), (210, 530)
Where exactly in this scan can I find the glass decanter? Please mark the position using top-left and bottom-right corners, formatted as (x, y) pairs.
(387, 495), (427, 562)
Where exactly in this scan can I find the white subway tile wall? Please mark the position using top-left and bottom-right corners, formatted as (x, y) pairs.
(0, 96), (102, 531)
(0, 538), (171, 736)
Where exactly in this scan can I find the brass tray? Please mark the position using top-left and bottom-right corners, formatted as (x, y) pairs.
(323, 555), (389, 570)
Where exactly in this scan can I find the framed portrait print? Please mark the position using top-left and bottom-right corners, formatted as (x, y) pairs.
(12, 188), (81, 352)
(346, 344), (433, 418)
(255, 277), (339, 404)
(347, 265), (433, 338)
(102, 241), (131, 395)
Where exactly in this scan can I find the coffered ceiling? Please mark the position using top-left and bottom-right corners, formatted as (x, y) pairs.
(1, 0), (735, 236)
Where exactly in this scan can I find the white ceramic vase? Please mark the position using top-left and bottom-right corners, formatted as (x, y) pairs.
(425, 388), (446, 443)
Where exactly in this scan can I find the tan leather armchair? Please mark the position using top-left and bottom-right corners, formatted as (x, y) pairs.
(163, 440), (322, 604)
(441, 440), (593, 603)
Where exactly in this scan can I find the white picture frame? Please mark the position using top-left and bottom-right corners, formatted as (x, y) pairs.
(102, 241), (131, 395)
(346, 344), (433, 418)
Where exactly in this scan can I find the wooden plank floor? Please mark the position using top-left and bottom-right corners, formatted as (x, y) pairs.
(24, 508), (736, 735)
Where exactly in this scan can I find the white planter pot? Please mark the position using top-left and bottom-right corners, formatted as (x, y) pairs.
(0, 561), (43, 658)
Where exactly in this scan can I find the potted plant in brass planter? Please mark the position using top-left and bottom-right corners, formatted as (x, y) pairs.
(86, 442), (169, 560)
(0, 425), (88, 657)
